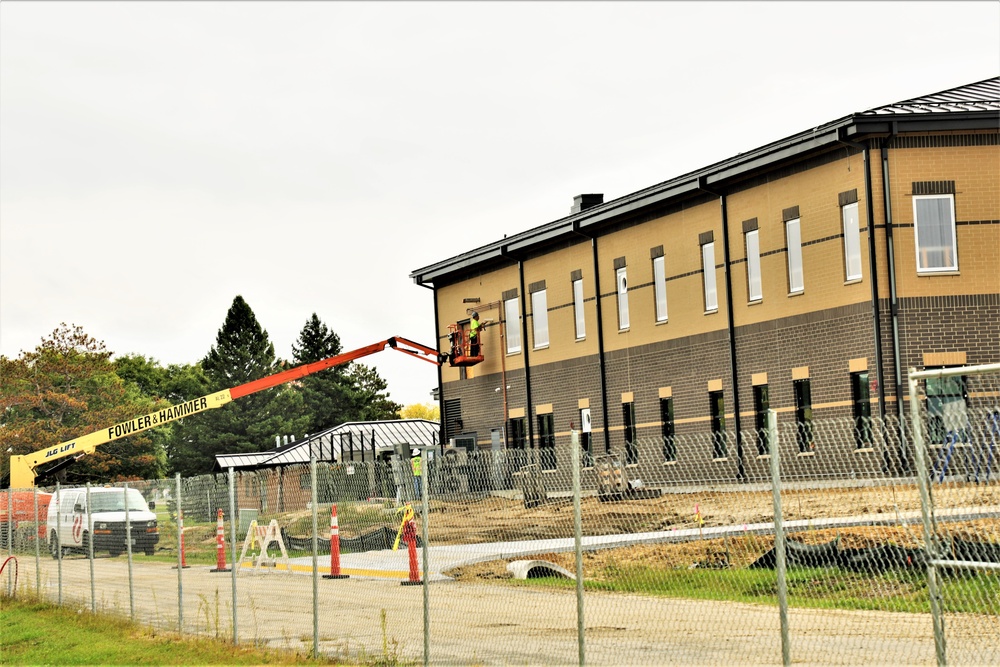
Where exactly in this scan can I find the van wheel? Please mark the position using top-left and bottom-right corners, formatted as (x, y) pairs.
(50, 532), (61, 559)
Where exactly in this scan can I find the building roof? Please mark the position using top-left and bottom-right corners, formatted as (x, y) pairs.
(213, 419), (440, 471)
(410, 77), (999, 287)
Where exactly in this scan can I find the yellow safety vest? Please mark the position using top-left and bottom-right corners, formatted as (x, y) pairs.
(411, 456), (422, 477)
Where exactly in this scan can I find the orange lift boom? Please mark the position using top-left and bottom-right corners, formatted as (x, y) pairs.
(6, 336), (456, 489)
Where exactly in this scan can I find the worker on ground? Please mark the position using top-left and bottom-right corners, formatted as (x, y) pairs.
(469, 311), (481, 357)
(411, 448), (422, 500)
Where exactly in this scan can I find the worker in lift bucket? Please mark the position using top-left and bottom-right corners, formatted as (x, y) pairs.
(469, 312), (481, 357)
(411, 449), (423, 500)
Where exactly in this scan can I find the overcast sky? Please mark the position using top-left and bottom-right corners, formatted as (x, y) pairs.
(2, 1), (998, 411)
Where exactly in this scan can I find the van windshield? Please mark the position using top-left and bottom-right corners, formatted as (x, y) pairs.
(88, 489), (148, 513)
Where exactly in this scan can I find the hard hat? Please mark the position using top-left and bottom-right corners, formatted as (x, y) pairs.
(472, 311), (479, 318)
(412, 449), (419, 456)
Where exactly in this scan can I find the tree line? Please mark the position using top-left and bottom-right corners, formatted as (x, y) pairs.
(0, 295), (427, 483)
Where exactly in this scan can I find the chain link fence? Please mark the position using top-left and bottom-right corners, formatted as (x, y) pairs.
(3, 365), (998, 665)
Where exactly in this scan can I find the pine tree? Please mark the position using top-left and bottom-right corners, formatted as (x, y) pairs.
(170, 296), (308, 476)
(291, 313), (356, 433)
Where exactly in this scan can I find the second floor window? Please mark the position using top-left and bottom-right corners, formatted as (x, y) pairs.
(573, 278), (585, 339)
(914, 194), (958, 272)
(504, 296), (521, 354)
(653, 255), (668, 322)
(616, 266), (630, 330)
(702, 241), (718, 311)
(746, 229), (762, 302)
(531, 288), (549, 349)
(842, 201), (863, 281)
(785, 217), (804, 294)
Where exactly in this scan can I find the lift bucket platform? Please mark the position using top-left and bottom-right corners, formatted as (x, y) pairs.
(448, 324), (484, 367)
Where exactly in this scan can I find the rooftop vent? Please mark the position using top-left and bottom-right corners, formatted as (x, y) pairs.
(570, 193), (603, 214)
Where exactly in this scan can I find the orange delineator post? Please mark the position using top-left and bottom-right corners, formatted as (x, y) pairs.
(172, 509), (190, 570)
(322, 504), (349, 580)
(210, 508), (230, 573)
(400, 518), (423, 586)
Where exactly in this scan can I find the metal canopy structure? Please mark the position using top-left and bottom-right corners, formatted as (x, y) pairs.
(213, 419), (440, 471)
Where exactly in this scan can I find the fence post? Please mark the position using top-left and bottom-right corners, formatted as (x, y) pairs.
(421, 451), (430, 667)
(311, 457), (319, 658)
(767, 410), (790, 666)
(176, 473), (184, 635)
(56, 481), (62, 605)
(909, 370), (947, 666)
(33, 487), (40, 595)
(228, 467), (238, 644)
(571, 429), (586, 666)
(125, 482), (135, 621)
(86, 483), (95, 613)
(5, 488), (12, 597)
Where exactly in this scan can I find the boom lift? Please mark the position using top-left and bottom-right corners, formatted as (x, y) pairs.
(6, 335), (472, 489)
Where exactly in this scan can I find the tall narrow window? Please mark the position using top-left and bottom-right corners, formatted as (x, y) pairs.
(652, 251), (668, 322)
(507, 416), (527, 468)
(616, 264), (629, 330)
(753, 384), (770, 455)
(914, 194), (958, 272)
(504, 295), (521, 354)
(530, 285), (548, 349)
(702, 241), (718, 311)
(744, 220), (762, 302)
(537, 413), (556, 471)
(785, 216), (804, 293)
(850, 371), (873, 449)
(660, 398), (676, 462)
(842, 201), (863, 281)
(710, 390), (726, 459)
(794, 379), (814, 453)
(622, 402), (637, 465)
(572, 276), (586, 339)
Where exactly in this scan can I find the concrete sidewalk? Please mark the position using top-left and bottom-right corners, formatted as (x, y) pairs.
(281, 505), (999, 581)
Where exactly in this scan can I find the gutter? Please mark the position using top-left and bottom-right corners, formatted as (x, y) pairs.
(837, 129), (889, 471)
(500, 246), (535, 460)
(416, 280), (446, 446)
(571, 221), (612, 454)
(879, 122), (908, 471)
(697, 177), (745, 482)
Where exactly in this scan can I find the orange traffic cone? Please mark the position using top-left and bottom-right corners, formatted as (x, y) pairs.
(210, 509), (230, 573)
(323, 504), (348, 580)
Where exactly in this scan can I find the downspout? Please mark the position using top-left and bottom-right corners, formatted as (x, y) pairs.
(572, 221), (612, 454)
(417, 280), (446, 447)
(501, 246), (535, 461)
(839, 130), (889, 470)
(880, 123), (907, 471)
(697, 178), (745, 482)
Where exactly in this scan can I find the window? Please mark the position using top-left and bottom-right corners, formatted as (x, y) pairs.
(746, 229), (762, 302)
(842, 201), (863, 281)
(710, 390), (726, 459)
(579, 408), (593, 467)
(537, 413), (556, 471)
(914, 194), (958, 272)
(794, 379), (814, 453)
(660, 398), (676, 462)
(850, 371), (873, 449)
(504, 296), (521, 353)
(531, 288), (549, 349)
(926, 371), (968, 445)
(785, 217), (804, 293)
(753, 384), (769, 455)
(622, 402), (637, 465)
(507, 417), (527, 449)
(573, 277), (586, 339)
(652, 254), (668, 322)
(702, 241), (718, 311)
(616, 265), (629, 330)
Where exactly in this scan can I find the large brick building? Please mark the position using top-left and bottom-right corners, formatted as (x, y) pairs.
(410, 77), (1000, 484)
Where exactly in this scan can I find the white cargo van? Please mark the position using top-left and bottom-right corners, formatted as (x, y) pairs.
(47, 487), (159, 557)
